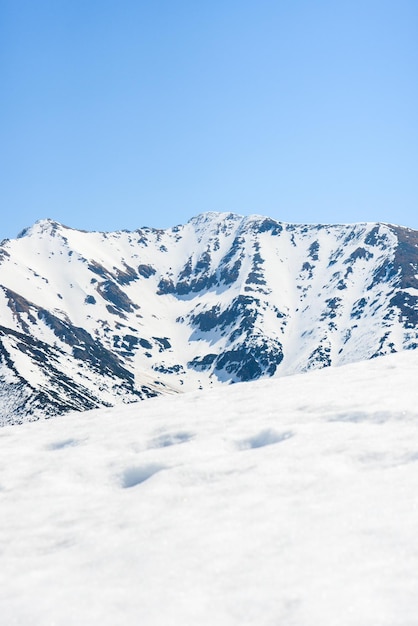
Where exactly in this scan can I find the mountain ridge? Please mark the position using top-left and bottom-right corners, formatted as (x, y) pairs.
(0, 211), (417, 424)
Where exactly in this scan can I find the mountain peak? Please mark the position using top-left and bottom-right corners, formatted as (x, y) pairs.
(187, 211), (242, 228)
(16, 218), (68, 239)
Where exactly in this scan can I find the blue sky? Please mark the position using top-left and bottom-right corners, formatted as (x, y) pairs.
(1, 0), (417, 239)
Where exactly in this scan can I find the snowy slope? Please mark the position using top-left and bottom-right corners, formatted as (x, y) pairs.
(0, 212), (417, 422)
(1, 350), (418, 625)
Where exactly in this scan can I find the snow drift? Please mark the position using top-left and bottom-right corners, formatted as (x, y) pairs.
(1, 350), (418, 625)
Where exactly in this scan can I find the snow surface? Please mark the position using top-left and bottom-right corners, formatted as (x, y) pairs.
(1, 350), (418, 625)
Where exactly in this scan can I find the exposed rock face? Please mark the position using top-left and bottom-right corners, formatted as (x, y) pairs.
(0, 212), (417, 424)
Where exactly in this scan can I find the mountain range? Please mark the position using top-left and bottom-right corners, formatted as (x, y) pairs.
(0, 212), (417, 424)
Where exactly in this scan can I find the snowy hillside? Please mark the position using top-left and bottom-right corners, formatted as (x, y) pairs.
(0, 212), (417, 422)
(1, 350), (418, 625)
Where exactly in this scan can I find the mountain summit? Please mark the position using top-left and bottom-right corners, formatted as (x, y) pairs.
(0, 212), (417, 424)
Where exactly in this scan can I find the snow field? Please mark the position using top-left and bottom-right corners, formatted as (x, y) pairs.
(1, 350), (418, 625)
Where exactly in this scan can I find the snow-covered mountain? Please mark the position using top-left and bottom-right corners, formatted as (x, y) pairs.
(1, 350), (418, 625)
(0, 212), (417, 423)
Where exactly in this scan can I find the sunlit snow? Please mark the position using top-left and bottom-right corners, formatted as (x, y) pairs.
(1, 350), (418, 625)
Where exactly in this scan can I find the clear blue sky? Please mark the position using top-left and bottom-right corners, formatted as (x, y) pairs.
(1, 0), (417, 239)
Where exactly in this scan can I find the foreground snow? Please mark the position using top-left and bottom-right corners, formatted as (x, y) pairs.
(1, 351), (418, 625)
